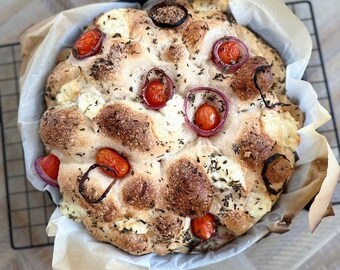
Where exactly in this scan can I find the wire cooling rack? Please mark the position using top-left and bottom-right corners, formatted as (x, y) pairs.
(1, 1), (339, 250)
(287, 1), (340, 162)
(0, 43), (56, 249)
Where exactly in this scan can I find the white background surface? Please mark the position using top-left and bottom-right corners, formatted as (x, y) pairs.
(0, 0), (339, 269)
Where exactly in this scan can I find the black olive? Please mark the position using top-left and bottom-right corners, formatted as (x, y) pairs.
(148, 1), (189, 28)
(261, 154), (292, 195)
(78, 163), (117, 204)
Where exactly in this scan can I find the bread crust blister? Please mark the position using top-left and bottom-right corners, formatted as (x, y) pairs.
(41, 0), (301, 255)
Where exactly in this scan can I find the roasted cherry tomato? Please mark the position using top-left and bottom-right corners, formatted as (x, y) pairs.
(39, 154), (60, 180)
(72, 28), (104, 59)
(194, 103), (220, 131)
(144, 80), (168, 107)
(96, 148), (130, 178)
(218, 41), (240, 65)
(191, 213), (216, 240)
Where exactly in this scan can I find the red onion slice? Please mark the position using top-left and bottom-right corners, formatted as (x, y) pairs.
(184, 87), (229, 137)
(79, 163), (117, 204)
(212, 36), (249, 74)
(72, 28), (105, 60)
(34, 156), (59, 188)
(141, 68), (174, 110)
(148, 2), (189, 28)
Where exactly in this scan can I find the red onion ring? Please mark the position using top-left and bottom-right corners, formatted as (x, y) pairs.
(141, 68), (174, 110)
(79, 163), (117, 204)
(261, 154), (289, 195)
(212, 36), (249, 74)
(148, 2), (189, 28)
(34, 156), (59, 188)
(72, 28), (105, 60)
(184, 87), (229, 137)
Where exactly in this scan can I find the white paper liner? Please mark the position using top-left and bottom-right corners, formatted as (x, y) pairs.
(18, 0), (340, 269)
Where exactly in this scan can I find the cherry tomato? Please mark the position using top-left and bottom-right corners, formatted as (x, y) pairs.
(144, 80), (168, 107)
(218, 41), (240, 65)
(39, 154), (60, 180)
(96, 148), (130, 178)
(194, 103), (220, 131)
(73, 29), (102, 57)
(191, 213), (216, 240)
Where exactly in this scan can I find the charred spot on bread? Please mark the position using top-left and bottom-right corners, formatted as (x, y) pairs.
(96, 103), (156, 152)
(262, 154), (292, 195)
(166, 158), (212, 218)
(90, 41), (141, 80)
(90, 57), (119, 80)
(122, 176), (156, 209)
(40, 108), (84, 151)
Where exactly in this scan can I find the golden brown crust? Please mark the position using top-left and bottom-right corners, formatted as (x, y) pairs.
(151, 214), (185, 243)
(238, 125), (275, 169)
(182, 20), (209, 52)
(165, 158), (213, 218)
(122, 176), (156, 209)
(41, 0), (301, 256)
(113, 232), (149, 255)
(96, 103), (156, 152)
(221, 211), (253, 235)
(40, 108), (84, 151)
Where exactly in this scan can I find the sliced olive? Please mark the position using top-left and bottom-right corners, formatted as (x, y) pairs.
(148, 1), (189, 28)
(261, 154), (292, 195)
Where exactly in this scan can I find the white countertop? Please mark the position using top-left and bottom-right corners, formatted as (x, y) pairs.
(0, 1), (339, 269)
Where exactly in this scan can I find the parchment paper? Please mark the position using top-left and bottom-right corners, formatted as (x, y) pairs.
(18, 0), (340, 269)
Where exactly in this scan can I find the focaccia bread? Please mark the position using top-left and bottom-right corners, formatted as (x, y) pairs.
(39, 0), (302, 255)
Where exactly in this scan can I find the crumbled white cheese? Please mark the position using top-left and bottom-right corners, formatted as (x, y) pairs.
(56, 79), (82, 104)
(160, 94), (185, 132)
(114, 218), (149, 234)
(96, 10), (129, 38)
(245, 192), (272, 219)
(77, 89), (105, 119)
(261, 110), (299, 151)
(201, 154), (246, 191)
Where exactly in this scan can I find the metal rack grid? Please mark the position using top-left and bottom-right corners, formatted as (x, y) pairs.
(0, 1), (339, 250)
(286, 1), (340, 163)
(0, 43), (56, 249)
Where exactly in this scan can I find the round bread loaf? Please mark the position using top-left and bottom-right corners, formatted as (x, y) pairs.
(40, 0), (301, 255)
